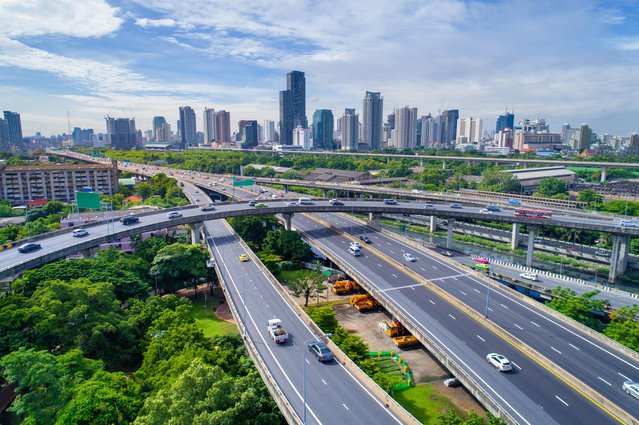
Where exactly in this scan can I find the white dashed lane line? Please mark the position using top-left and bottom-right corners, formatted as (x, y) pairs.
(569, 343), (580, 351)
(514, 324), (523, 330)
(512, 362), (522, 370)
(531, 321), (540, 327)
(551, 346), (562, 355)
(476, 335), (485, 342)
(322, 379), (327, 386)
(343, 403), (349, 411)
(420, 267), (426, 271)
(500, 303), (509, 309)
(377, 263), (382, 267)
(619, 372), (631, 380)
(555, 396), (569, 407)
(429, 300), (435, 305)
(598, 377), (612, 386)
(473, 288), (481, 293)
(460, 291), (467, 296)
(448, 314), (456, 320)
(392, 274), (398, 278)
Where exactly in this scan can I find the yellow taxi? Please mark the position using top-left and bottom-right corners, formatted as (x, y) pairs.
(239, 254), (249, 262)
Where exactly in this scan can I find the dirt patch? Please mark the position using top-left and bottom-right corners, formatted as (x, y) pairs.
(215, 302), (235, 323)
(333, 303), (485, 415)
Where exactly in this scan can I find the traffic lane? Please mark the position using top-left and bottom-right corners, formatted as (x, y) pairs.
(205, 221), (401, 425)
(294, 215), (571, 424)
(322, 213), (639, 417)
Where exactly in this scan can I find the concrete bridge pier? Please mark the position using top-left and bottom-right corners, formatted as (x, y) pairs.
(600, 166), (607, 183)
(368, 213), (381, 230)
(609, 235), (630, 284)
(190, 223), (203, 244)
(323, 189), (328, 198)
(442, 160), (447, 170)
(80, 247), (99, 258)
(526, 226), (537, 267)
(511, 223), (520, 250)
(419, 159), (424, 167)
(446, 219), (455, 249)
(283, 213), (294, 231)
(430, 216), (437, 233)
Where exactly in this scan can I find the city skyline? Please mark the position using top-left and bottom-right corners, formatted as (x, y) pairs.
(1, 0), (638, 136)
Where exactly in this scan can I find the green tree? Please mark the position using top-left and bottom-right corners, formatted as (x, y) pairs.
(288, 271), (326, 307)
(137, 182), (153, 199)
(263, 229), (314, 262)
(307, 305), (339, 334)
(548, 287), (607, 330)
(228, 215), (280, 250)
(534, 177), (568, 198)
(151, 243), (209, 293)
(478, 169), (521, 193)
(603, 305), (639, 351)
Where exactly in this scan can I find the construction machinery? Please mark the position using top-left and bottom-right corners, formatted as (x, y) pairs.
(349, 294), (379, 312)
(381, 320), (407, 337)
(332, 280), (360, 295)
(392, 335), (420, 348)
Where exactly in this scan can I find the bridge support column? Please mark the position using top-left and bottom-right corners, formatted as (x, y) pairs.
(442, 160), (447, 170)
(511, 223), (520, 250)
(80, 247), (98, 258)
(526, 226), (537, 267)
(284, 184), (289, 193)
(419, 159), (424, 167)
(190, 223), (203, 244)
(368, 213), (381, 230)
(283, 213), (294, 231)
(523, 163), (528, 169)
(430, 216), (437, 233)
(446, 219), (455, 249)
(323, 189), (328, 198)
(600, 166), (607, 183)
(609, 235), (629, 284)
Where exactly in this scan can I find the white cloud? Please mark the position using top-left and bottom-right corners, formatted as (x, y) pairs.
(136, 18), (177, 28)
(0, 0), (122, 38)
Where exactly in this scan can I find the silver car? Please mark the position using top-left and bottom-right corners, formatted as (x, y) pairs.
(623, 380), (639, 400)
(486, 353), (512, 372)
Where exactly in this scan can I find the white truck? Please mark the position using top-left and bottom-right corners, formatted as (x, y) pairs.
(267, 319), (289, 344)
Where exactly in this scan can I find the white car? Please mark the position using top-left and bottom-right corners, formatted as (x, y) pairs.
(350, 242), (361, 249)
(520, 272), (538, 281)
(167, 211), (183, 219)
(403, 253), (416, 262)
(72, 228), (88, 237)
(486, 353), (512, 372)
(479, 208), (492, 214)
(620, 219), (639, 228)
(623, 380), (639, 400)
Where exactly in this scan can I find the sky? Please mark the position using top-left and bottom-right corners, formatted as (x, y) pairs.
(0, 0), (638, 137)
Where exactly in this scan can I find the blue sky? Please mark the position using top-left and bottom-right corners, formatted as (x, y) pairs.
(1, 0), (638, 137)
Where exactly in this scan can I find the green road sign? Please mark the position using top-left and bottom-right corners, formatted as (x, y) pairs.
(76, 192), (101, 209)
(232, 177), (254, 187)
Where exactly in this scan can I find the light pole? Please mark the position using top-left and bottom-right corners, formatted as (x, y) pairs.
(485, 280), (491, 318)
(303, 332), (332, 424)
(151, 330), (165, 360)
(149, 269), (160, 296)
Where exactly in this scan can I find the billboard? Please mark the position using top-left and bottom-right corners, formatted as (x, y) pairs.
(76, 191), (101, 209)
(232, 177), (254, 187)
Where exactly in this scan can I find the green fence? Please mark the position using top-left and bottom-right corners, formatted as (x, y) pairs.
(369, 350), (413, 392)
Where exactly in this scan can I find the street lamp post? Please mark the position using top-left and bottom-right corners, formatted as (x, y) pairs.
(151, 330), (165, 360)
(303, 332), (332, 424)
(149, 269), (160, 295)
(485, 280), (491, 318)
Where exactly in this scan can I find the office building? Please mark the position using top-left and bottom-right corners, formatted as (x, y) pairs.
(513, 118), (561, 151)
(152, 116), (166, 141)
(105, 117), (136, 150)
(293, 126), (311, 150)
(0, 119), (11, 151)
(0, 162), (118, 206)
(442, 109), (459, 145)
(156, 123), (171, 142)
(72, 127), (95, 147)
(419, 115), (432, 147)
(178, 106), (197, 148)
(577, 124), (592, 151)
(630, 133), (639, 149)
(312, 109), (334, 150)
(288, 71), (307, 129)
(342, 109), (359, 150)
(263, 120), (275, 143)
(203, 108), (217, 144)
(279, 89), (293, 145)
(3, 111), (23, 151)
(391, 106), (417, 149)
(362, 91), (383, 150)
(496, 112), (515, 133)
(215, 110), (231, 143)
(456, 117), (482, 144)
(240, 120), (259, 149)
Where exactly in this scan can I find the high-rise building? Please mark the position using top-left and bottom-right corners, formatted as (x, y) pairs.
(241, 121), (259, 149)
(456, 117), (482, 144)
(496, 112), (514, 133)
(156, 123), (171, 142)
(442, 109), (459, 145)
(391, 106), (417, 149)
(215, 110), (231, 143)
(293, 126), (311, 150)
(105, 117), (136, 150)
(312, 109), (334, 150)
(577, 124), (592, 151)
(362, 91), (383, 150)
(3, 111), (23, 150)
(0, 118), (9, 151)
(152, 116), (166, 141)
(72, 127), (95, 147)
(513, 118), (561, 151)
(279, 90), (293, 145)
(342, 108), (359, 150)
(428, 115), (443, 147)
(419, 115), (432, 147)
(263, 120), (275, 143)
(288, 71), (307, 129)
(203, 108), (217, 144)
(178, 106), (197, 148)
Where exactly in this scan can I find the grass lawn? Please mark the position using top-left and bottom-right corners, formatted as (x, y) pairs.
(276, 268), (323, 284)
(393, 383), (461, 425)
(190, 295), (239, 337)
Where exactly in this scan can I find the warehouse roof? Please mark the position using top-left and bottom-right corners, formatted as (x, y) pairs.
(502, 166), (575, 181)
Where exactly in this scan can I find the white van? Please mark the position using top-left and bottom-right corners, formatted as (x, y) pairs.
(298, 197), (313, 205)
(348, 245), (361, 256)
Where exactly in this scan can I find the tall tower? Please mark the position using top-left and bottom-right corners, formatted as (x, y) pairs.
(391, 106), (418, 149)
(152, 116), (166, 141)
(105, 117), (136, 149)
(215, 110), (231, 143)
(0, 118), (9, 151)
(203, 108), (217, 144)
(496, 111), (515, 133)
(312, 109), (334, 150)
(263, 120), (275, 143)
(178, 106), (197, 148)
(362, 91), (383, 150)
(3, 111), (23, 150)
(342, 108), (359, 150)
(287, 71), (307, 129)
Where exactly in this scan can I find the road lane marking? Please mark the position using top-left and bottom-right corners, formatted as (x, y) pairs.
(343, 403), (349, 411)
(569, 343), (580, 351)
(556, 396), (569, 407)
(487, 307), (493, 312)
(322, 379), (327, 385)
(512, 362), (522, 370)
(531, 321), (540, 327)
(448, 314), (456, 320)
(551, 347), (562, 355)
(452, 277), (458, 281)
(411, 287), (416, 291)
(386, 242), (391, 245)
(473, 288), (481, 293)
(379, 283), (423, 292)
(476, 335), (485, 342)
(598, 377), (612, 386)
(619, 373), (630, 380)
(392, 274), (398, 278)
(377, 263), (382, 267)
(514, 324), (524, 330)
(389, 250), (394, 254)
(420, 267), (426, 271)
(429, 300), (435, 304)
(500, 303), (509, 309)
(460, 291), (467, 296)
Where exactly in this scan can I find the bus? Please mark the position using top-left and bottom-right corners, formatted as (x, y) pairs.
(514, 207), (552, 219)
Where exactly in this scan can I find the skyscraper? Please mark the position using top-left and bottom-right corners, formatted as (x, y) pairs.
(152, 116), (166, 141)
(442, 109), (459, 145)
(577, 124), (592, 151)
(362, 91), (383, 150)
(293, 126), (311, 150)
(263, 120), (275, 143)
(391, 106), (417, 149)
(456, 117), (482, 144)
(287, 71), (307, 129)
(0, 119), (9, 151)
(241, 121), (259, 149)
(279, 90), (293, 145)
(419, 115), (432, 147)
(178, 106), (197, 148)
(105, 117), (136, 150)
(156, 123), (171, 142)
(312, 109), (334, 150)
(496, 112), (515, 133)
(215, 110), (231, 143)
(3, 111), (23, 150)
(203, 108), (217, 144)
(342, 108), (359, 150)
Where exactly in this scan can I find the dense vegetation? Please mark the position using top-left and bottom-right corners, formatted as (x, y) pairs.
(0, 236), (283, 424)
(0, 200), (69, 244)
